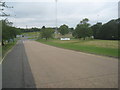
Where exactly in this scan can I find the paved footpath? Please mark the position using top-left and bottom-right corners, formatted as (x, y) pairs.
(23, 40), (118, 88)
(2, 40), (36, 88)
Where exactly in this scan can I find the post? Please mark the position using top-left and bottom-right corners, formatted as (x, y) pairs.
(55, 0), (58, 38)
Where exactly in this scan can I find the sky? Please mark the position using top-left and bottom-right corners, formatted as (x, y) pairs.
(2, 0), (119, 28)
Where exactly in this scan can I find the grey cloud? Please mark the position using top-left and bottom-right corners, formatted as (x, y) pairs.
(7, 1), (118, 28)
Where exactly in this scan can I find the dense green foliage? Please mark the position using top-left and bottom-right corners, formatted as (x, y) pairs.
(40, 27), (54, 40)
(2, 19), (21, 45)
(91, 18), (119, 40)
(72, 18), (119, 40)
(73, 18), (93, 39)
(91, 22), (102, 39)
(21, 27), (40, 32)
(18, 18), (119, 40)
(58, 24), (69, 35)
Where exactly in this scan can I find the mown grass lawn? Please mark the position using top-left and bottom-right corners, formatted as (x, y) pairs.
(37, 39), (118, 58)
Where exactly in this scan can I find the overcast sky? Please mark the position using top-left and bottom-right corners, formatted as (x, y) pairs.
(3, 0), (119, 28)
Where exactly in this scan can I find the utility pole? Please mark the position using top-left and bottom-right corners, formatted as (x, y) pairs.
(55, 0), (58, 34)
(26, 25), (27, 29)
(55, 0), (58, 38)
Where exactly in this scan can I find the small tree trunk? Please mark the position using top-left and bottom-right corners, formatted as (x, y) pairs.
(13, 39), (14, 42)
(84, 37), (85, 40)
(2, 40), (4, 46)
(8, 40), (10, 43)
(46, 37), (47, 40)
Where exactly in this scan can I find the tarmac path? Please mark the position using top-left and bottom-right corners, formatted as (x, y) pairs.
(2, 40), (36, 88)
(23, 40), (118, 88)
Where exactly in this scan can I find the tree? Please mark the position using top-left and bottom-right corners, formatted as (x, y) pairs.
(73, 18), (93, 40)
(98, 19), (119, 40)
(80, 18), (89, 24)
(90, 18), (119, 40)
(2, 20), (12, 44)
(42, 26), (45, 29)
(40, 27), (54, 40)
(58, 24), (69, 35)
(0, 1), (13, 16)
(118, 18), (120, 40)
(91, 22), (102, 39)
(2, 19), (21, 45)
(69, 28), (74, 34)
(31, 27), (40, 32)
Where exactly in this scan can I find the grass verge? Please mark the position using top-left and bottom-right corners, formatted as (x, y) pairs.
(37, 39), (118, 58)
(2, 41), (17, 58)
(0, 46), (2, 63)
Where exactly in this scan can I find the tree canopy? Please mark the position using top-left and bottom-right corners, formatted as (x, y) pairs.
(91, 18), (119, 40)
(2, 19), (21, 45)
(91, 22), (102, 39)
(40, 27), (54, 40)
(58, 24), (69, 35)
(73, 18), (93, 40)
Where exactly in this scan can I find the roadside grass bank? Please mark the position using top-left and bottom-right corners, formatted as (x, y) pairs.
(0, 46), (2, 62)
(37, 39), (118, 58)
(2, 41), (17, 58)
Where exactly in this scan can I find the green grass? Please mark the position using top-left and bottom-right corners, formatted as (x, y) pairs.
(28, 37), (37, 39)
(0, 46), (2, 62)
(54, 33), (73, 38)
(23, 32), (40, 40)
(23, 32), (39, 37)
(37, 39), (118, 58)
(2, 41), (17, 58)
(2, 38), (21, 58)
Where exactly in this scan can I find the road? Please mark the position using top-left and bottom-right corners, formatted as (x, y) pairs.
(2, 40), (36, 88)
(24, 40), (118, 88)
(2, 39), (118, 88)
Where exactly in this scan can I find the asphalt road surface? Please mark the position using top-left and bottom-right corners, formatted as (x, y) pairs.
(2, 40), (118, 88)
(2, 40), (36, 88)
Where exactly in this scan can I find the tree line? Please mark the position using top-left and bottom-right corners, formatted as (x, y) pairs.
(91, 18), (119, 40)
(21, 27), (40, 32)
(39, 18), (119, 40)
(2, 18), (119, 43)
